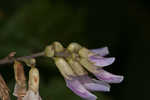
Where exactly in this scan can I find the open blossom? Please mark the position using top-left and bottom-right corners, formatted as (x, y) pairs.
(54, 57), (97, 100)
(88, 47), (124, 83)
(47, 42), (124, 100)
(78, 47), (123, 83)
(66, 58), (110, 92)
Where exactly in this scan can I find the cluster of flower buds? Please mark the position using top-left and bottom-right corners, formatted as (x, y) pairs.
(44, 41), (124, 100)
(13, 59), (42, 100)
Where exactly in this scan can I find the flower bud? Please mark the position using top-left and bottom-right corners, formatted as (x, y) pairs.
(67, 42), (82, 52)
(53, 41), (64, 53)
(79, 58), (99, 74)
(28, 67), (39, 93)
(44, 45), (54, 57)
(23, 58), (36, 67)
(78, 48), (94, 58)
(54, 57), (76, 80)
(71, 53), (79, 60)
(67, 58), (87, 76)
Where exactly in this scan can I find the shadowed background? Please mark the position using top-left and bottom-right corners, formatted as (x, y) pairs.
(0, 0), (150, 100)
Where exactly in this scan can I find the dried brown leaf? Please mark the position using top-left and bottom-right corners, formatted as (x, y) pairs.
(0, 74), (10, 100)
(13, 61), (27, 97)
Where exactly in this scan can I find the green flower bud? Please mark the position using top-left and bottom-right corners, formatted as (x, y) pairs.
(54, 57), (76, 80)
(79, 58), (99, 74)
(53, 41), (64, 53)
(44, 45), (54, 57)
(67, 42), (82, 52)
(29, 67), (39, 93)
(78, 48), (93, 58)
(67, 58), (87, 76)
(23, 58), (36, 67)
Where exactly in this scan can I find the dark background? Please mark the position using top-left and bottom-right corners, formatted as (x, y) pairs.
(0, 0), (150, 100)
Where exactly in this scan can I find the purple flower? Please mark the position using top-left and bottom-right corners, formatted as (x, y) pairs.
(65, 75), (112, 100)
(89, 55), (115, 67)
(94, 69), (124, 83)
(77, 75), (110, 92)
(88, 47), (124, 83)
(65, 78), (97, 100)
(54, 58), (100, 100)
(90, 47), (109, 56)
(65, 75), (111, 100)
(89, 47), (115, 67)
(52, 42), (124, 100)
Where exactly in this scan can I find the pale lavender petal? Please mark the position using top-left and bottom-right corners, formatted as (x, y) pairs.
(78, 75), (110, 92)
(13, 83), (26, 97)
(95, 69), (124, 83)
(84, 83), (110, 92)
(65, 79), (97, 100)
(89, 56), (115, 67)
(22, 90), (42, 100)
(90, 47), (109, 56)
